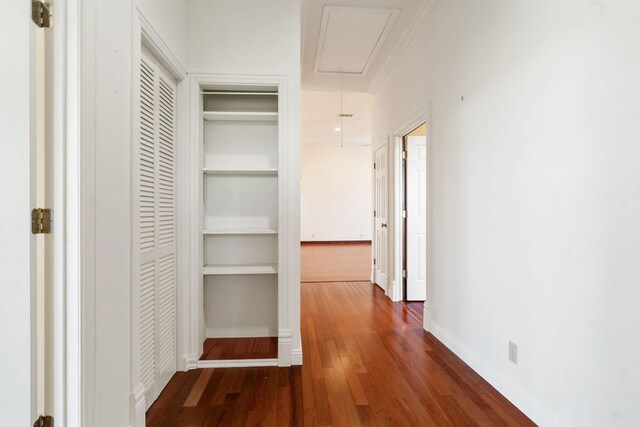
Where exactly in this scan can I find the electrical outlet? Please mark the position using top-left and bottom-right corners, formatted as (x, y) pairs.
(509, 341), (518, 364)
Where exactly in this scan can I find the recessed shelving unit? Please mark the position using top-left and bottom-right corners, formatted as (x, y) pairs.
(199, 85), (280, 366)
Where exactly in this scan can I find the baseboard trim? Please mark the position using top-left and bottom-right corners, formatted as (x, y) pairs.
(278, 329), (292, 367)
(197, 358), (279, 368)
(184, 354), (199, 370)
(291, 347), (303, 365)
(423, 300), (431, 332)
(130, 383), (146, 427)
(430, 322), (567, 427)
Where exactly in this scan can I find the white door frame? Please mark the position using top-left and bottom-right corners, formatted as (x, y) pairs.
(372, 140), (390, 295)
(51, 0), (82, 425)
(391, 106), (432, 331)
(187, 73), (300, 369)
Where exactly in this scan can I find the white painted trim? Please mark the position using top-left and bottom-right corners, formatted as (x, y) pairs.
(184, 355), (199, 371)
(392, 135), (404, 302)
(175, 75), (191, 374)
(422, 300), (431, 332)
(371, 139), (390, 296)
(130, 12), (143, 427)
(313, 6), (400, 76)
(387, 280), (396, 299)
(430, 322), (568, 427)
(391, 108), (430, 305)
(189, 73), (298, 368)
(137, 8), (187, 81)
(278, 329), (292, 367)
(79, 0), (97, 424)
(369, 0), (439, 95)
(50, 0), (83, 425)
(197, 359), (279, 369)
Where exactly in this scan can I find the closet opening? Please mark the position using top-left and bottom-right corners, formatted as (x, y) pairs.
(194, 81), (286, 367)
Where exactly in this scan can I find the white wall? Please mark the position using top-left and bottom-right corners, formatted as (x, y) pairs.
(137, 0), (188, 66)
(86, 1), (188, 426)
(0, 1), (36, 424)
(89, 1), (133, 425)
(372, 1), (640, 426)
(187, 0), (302, 363)
(188, 0), (300, 76)
(301, 143), (372, 241)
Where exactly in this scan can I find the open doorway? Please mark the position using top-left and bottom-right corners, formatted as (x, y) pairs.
(402, 123), (427, 302)
(300, 91), (373, 283)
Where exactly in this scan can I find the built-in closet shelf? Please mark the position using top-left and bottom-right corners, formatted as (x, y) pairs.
(203, 228), (277, 235)
(203, 111), (278, 122)
(203, 264), (278, 276)
(203, 168), (278, 175)
(201, 91), (277, 96)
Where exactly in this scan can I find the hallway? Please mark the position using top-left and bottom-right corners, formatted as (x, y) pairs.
(146, 245), (533, 425)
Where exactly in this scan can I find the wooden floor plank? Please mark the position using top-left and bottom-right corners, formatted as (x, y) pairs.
(200, 337), (277, 360)
(301, 242), (371, 282)
(147, 243), (534, 426)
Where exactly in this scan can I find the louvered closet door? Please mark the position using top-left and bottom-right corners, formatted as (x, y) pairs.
(138, 48), (177, 409)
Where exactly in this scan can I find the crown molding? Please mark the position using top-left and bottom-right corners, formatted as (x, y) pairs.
(368, 0), (439, 95)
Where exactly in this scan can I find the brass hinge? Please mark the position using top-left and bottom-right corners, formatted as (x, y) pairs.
(402, 209), (407, 219)
(33, 415), (54, 427)
(402, 150), (407, 160)
(373, 162), (376, 169)
(32, 208), (52, 234)
(402, 269), (407, 278)
(32, 1), (52, 28)
(373, 258), (376, 266)
(373, 210), (376, 218)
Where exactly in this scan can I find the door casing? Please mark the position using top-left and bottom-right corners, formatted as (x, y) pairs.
(391, 107), (432, 331)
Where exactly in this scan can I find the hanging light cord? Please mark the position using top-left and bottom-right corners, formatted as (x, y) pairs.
(340, 69), (344, 148)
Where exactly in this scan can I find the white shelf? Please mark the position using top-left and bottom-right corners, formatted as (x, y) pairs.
(201, 91), (277, 96)
(203, 264), (277, 275)
(203, 111), (278, 122)
(203, 228), (277, 235)
(203, 168), (277, 175)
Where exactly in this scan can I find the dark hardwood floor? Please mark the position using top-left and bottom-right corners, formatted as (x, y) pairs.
(301, 242), (371, 282)
(200, 337), (278, 361)
(147, 279), (534, 426)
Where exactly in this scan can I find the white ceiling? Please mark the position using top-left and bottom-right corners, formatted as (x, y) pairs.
(302, 0), (433, 93)
(302, 91), (372, 145)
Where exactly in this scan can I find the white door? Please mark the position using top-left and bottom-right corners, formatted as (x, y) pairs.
(136, 48), (178, 409)
(406, 135), (427, 300)
(373, 144), (389, 290)
(0, 1), (42, 425)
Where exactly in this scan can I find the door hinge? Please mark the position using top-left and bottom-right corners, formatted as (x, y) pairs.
(373, 162), (376, 170)
(373, 258), (376, 266)
(32, 1), (52, 28)
(402, 209), (407, 219)
(402, 150), (407, 160)
(33, 415), (54, 427)
(31, 208), (52, 234)
(373, 210), (376, 218)
(402, 269), (407, 278)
